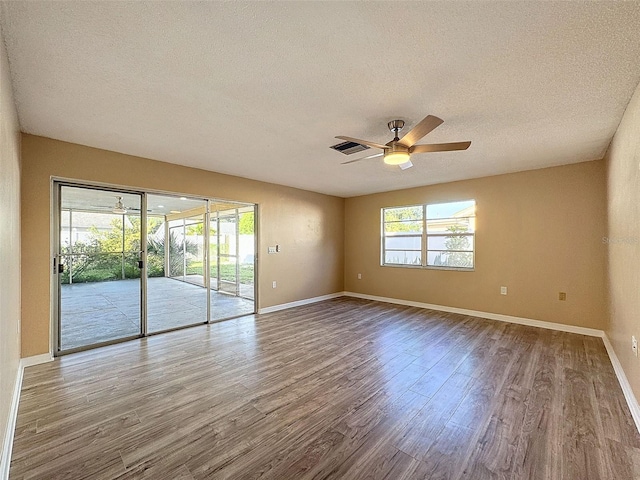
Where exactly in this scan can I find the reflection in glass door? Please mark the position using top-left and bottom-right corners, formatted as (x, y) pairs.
(57, 186), (143, 352)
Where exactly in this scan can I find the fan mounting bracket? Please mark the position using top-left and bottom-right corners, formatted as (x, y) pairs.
(387, 119), (405, 134)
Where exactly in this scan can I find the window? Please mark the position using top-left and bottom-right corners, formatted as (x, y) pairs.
(382, 200), (475, 270)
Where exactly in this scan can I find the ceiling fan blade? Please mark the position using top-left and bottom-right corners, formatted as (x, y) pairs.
(127, 208), (153, 213)
(409, 141), (471, 154)
(397, 115), (444, 148)
(341, 152), (383, 165)
(335, 136), (388, 150)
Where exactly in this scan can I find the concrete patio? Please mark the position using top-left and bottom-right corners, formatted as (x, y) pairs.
(60, 276), (255, 351)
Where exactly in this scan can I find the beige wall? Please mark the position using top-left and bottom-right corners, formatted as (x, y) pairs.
(0, 23), (22, 465)
(345, 161), (608, 330)
(606, 80), (640, 402)
(21, 135), (344, 357)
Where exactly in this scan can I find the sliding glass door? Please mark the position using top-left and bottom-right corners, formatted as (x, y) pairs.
(57, 186), (143, 352)
(54, 183), (257, 355)
(146, 194), (208, 333)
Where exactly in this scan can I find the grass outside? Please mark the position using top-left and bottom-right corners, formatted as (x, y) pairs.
(63, 257), (254, 285)
(186, 261), (254, 285)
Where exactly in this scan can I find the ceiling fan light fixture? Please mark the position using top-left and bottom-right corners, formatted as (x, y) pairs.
(384, 151), (411, 165)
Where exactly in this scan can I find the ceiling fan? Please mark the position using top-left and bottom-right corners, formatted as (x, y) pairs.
(336, 115), (471, 170)
(112, 196), (128, 214)
(91, 196), (149, 214)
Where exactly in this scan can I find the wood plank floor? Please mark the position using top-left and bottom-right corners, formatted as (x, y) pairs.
(10, 298), (640, 479)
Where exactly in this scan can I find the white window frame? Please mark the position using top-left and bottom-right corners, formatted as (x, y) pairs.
(381, 200), (475, 271)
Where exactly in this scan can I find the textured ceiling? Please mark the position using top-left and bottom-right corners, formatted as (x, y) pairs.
(2, 1), (640, 197)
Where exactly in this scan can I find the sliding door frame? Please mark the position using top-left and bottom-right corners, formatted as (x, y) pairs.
(53, 182), (146, 355)
(51, 177), (258, 356)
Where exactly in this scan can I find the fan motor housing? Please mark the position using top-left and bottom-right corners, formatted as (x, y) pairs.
(386, 142), (409, 154)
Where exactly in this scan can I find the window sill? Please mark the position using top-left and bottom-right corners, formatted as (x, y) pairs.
(381, 263), (475, 272)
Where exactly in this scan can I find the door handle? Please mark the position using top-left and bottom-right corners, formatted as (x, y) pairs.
(137, 260), (144, 269)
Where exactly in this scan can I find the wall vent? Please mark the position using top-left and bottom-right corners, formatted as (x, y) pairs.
(330, 141), (370, 155)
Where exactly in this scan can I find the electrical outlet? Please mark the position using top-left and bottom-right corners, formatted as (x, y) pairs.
(500, 286), (507, 295)
(357, 273), (362, 279)
(559, 292), (566, 301)
(272, 281), (277, 289)
(268, 246), (276, 254)
(633, 336), (638, 357)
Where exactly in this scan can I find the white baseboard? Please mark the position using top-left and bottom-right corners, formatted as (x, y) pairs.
(1, 353), (53, 480)
(0, 364), (22, 480)
(258, 292), (346, 314)
(602, 335), (640, 434)
(344, 292), (604, 337)
(20, 353), (53, 369)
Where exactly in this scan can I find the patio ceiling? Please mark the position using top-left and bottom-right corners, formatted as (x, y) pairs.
(61, 186), (252, 216)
